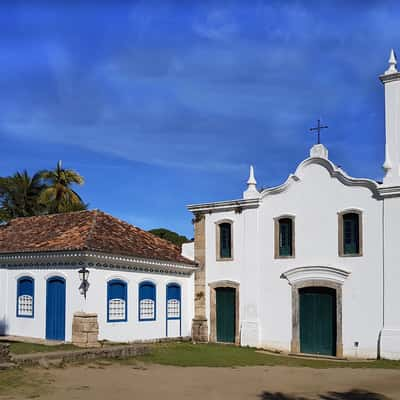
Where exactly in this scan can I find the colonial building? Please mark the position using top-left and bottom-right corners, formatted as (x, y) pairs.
(0, 210), (196, 346)
(187, 50), (400, 359)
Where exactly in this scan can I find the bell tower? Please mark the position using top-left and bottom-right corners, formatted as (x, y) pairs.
(380, 49), (400, 186)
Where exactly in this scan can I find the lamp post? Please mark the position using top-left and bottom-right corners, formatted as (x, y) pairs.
(78, 266), (90, 299)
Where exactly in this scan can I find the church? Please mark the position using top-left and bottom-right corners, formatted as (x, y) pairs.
(187, 50), (400, 360)
(0, 51), (400, 360)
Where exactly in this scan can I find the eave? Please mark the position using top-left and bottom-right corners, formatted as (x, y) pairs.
(187, 198), (260, 214)
(0, 250), (198, 277)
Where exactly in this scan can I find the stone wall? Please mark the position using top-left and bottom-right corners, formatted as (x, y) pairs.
(72, 312), (100, 348)
(0, 343), (11, 363)
(191, 214), (208, 342)
(13, 344), (150, 367)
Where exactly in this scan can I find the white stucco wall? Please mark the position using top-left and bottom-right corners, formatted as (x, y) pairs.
(381, 196), (400, 359)
(202, 158), (384, 358)
(1, 266), (194, 342)
(181, 242), (195, 261)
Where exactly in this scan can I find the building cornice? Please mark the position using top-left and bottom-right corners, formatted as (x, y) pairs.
(377, 185), (400, 198)
(187, 198), (260, 214)
(0, 251), (197, 277)
(379, 72), (400, 84)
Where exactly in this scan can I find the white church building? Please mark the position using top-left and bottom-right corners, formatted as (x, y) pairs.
(1, 51), (400, 360)
(188, 50), (400, 360)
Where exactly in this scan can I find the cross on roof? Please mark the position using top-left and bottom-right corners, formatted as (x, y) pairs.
(309, 119), (328, 144)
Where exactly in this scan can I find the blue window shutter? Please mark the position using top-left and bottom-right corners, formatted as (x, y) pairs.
(17, 277), (34, 318)
(167, 283), (181, 320)
(139, 282), (156, 321)
(167, 284), (181, 301)
(18, 278), (34, 297)
(139, 282), (156, 301)
(107, 280), (127, 322)
(108, 280), (127, 300)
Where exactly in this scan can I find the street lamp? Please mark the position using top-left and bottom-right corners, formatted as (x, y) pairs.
(78, 267), (90, 299)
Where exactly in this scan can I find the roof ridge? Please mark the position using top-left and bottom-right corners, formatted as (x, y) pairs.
(84, 209), (100, 249)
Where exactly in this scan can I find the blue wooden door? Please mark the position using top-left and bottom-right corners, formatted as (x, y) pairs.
(46, 277), (66, 341)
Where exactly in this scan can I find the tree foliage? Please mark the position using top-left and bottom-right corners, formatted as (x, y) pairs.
(0, 161), (87, 223)
(149, 228), (190, 248)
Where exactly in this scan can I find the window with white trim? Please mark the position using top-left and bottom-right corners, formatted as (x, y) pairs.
(139, 282), (156, 321)
(17, 277), (34, 318)
(107, 280), (127, 322)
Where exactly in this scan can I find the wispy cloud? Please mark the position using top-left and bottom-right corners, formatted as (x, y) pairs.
(193, 9), (238, 41)
(1, 1), (400, 236)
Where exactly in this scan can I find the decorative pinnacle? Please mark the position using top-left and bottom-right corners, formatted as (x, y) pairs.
(385, 49), (398, 75)
(247, 165), (257, 186)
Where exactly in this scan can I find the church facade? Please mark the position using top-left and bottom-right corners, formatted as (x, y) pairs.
(188, 50), (400, 359)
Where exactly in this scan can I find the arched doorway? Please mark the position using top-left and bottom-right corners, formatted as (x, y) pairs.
(46, 276), (66, 341)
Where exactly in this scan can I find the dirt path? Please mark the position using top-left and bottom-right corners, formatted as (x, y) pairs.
(9, 363), (397, 400)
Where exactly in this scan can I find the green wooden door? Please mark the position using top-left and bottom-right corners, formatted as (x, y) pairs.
(216, 287), (236, 343)
(299, 287), (336, 356)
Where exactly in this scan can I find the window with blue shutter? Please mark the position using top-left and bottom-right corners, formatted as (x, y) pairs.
(139, 282), (156, 321)
(167, 283), (181, 319)
(219, 223), (232, 259)
(343, 213), (360, 255)
(17, 277), (34, 318)
(279, 218), (293, 257)
(107, 279), (127, 322)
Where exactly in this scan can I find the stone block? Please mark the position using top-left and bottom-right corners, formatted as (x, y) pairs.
(72, 312), (99, 348)
(192, 318), (208, 342)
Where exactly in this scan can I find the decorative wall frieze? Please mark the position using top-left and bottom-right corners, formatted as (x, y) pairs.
(0, 251), (196, 277)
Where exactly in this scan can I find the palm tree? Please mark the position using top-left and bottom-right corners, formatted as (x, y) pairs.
(0, 170), (45, 222)
(39, 161), (87, 214)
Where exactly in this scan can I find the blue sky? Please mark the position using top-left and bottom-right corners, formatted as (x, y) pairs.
(1, 1), (400, 238)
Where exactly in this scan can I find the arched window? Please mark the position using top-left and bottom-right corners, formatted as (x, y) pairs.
(17, 277), (34, 318)
(139, 281), (156, 321)
(275, 216), (295, 258)
(217, 221), (233, 260)
(339, 211), (362, 256)
(107, 279), (127, 322)
(167, 283), (181, 319)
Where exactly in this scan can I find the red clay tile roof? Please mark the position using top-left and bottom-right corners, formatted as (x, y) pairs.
(0, 210), (195, 265)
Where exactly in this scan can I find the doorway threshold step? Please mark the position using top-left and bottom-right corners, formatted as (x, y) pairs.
(288, 352), (347, 361)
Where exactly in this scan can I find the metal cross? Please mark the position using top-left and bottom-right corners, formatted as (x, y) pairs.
(309, 119), (328, 144)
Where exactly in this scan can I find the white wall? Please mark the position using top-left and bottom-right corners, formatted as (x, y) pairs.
(381, 196), (400, 359)
(203, 160), (384, 358)
(182, 242), (195, 261)
(1, 266), (194, 343)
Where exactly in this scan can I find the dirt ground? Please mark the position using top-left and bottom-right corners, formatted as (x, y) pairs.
(7, 363), (400, 400)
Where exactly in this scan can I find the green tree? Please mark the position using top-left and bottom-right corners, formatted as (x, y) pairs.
(149, 228), (190, 248)
(38, 160), (87, 214)
(0, 170), (45, 222)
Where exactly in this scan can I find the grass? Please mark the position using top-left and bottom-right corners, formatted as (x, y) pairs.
(5, 341), (79, 355)
(0, 368), (54, 398)
(135, 342), (400, 369)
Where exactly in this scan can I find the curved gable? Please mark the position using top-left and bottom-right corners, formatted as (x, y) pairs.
(261, 156), (380, 199)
